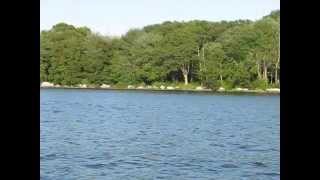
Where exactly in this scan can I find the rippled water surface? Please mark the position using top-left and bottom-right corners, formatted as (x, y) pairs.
(40, 89), (279, 180)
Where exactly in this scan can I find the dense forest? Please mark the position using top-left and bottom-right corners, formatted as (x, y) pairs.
(40, 10), (279, 90)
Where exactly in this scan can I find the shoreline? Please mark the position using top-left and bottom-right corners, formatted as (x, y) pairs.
(40, 86), (280, 94)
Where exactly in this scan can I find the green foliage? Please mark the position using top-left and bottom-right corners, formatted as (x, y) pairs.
(202, 79), (220, 91)
(113, 82), (129, 89)
(40, 10), (280, 89)
(221, 80), (234, 90)
(250, 79), (268, 90)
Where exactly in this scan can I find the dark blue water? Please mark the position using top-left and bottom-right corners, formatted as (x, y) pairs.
(40, 89), (280, 180)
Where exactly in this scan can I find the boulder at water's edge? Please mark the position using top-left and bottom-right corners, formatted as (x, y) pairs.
(41, 82), (54, 87)
(100, 84), (111, 88)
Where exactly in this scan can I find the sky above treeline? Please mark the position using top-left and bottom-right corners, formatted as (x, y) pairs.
(41, 0), (280, 36)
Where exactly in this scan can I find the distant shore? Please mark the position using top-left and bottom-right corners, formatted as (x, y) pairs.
(40, 83), (280, 94)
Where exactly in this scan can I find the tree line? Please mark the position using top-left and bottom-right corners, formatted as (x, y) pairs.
(40, 10), (279, 90)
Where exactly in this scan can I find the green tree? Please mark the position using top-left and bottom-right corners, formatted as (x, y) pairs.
(200, 42), (225, 88)
(40, 10), (279, 89)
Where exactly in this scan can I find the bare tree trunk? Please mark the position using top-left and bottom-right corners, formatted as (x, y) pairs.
(183, 74), (188, 84)
(275, 58), (279, 85)
(219, 62), (223, 85)
(263, 61), (268, 82)
(181, 64), (189, 85)
(203, 46), (207, 83)
(190, 61), (193, 83)
(263, 67), (267, 80)
(198, 46), (202, 85)
(275, 66), (278, 85)
(257, 62), (261, 80)
(202, 45), (205, 61)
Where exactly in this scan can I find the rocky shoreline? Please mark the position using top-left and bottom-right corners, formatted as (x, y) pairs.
(40, 82), (280, 94)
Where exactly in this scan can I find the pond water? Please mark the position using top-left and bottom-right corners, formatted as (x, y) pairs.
(40, 89), (280, 180)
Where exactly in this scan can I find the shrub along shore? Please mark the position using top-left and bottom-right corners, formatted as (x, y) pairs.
(40, 82), (280, 94)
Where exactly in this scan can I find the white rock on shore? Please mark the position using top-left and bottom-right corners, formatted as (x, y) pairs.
(41, 82), (54, 87)
(146, 85), (153, 89)
(195, 86), (204, 90)
(254, 89), (265, 92)
(152, 86), (159, 89)
(218, 87), (225, 91)
(266, 88), (280, 92)
(235, 87), (249, 91)
(128, 85), (135, 89)
(100, 84), (111, 88)
(78, 84), (87, 88)
(166, 86), (175, 90)
(137, 86), (145, 89)
(160, 85), (165, 90)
